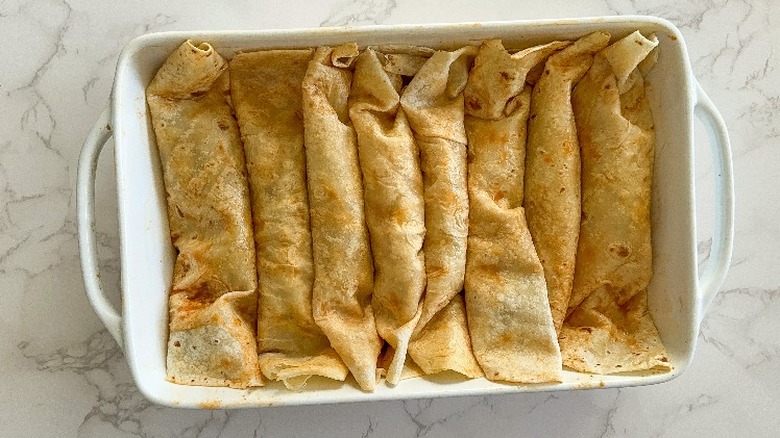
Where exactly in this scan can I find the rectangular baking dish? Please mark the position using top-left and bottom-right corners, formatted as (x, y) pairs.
(77, 16), (734, 408)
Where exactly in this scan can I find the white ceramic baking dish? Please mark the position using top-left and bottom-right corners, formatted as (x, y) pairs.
(77, 16), (734, 408)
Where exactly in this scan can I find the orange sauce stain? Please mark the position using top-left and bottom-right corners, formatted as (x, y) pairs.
(198, 400), (222, 409)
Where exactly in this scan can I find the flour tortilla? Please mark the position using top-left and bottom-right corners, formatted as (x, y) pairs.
(147, 40), (262, 388)
(229, 49), (349, 390)
(349, 49), (427, 385)
(562, 31), (670, 374)
(401, 46), (475, 334)
(525, 32), (611, 334)
(463, 39), (567, 383)
(569, 31), (658, 312)
(400, 46), (483, 378)
(303, 45), (383, 391)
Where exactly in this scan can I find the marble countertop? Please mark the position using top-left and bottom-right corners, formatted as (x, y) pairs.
(2, 0), (778, 436)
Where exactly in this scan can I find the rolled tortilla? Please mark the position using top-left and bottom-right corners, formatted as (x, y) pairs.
(349, 49), (427, 385)
(525, 32), (611, 334)
(400, 47), (482, 378)
(229, 49), (349, 390)
(401, 46), (475, 334)
(463, 40), (567, 383)
(302, 45), (383, 391)
(562, 31), (670, 374)
(147, 40), (262, 388)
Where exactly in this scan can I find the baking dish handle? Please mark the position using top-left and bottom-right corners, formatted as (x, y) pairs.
(77, 105), (123, 349)
(694, 82), (735, 323)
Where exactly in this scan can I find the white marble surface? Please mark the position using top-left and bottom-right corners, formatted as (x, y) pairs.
(1, 0), (778, 436)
